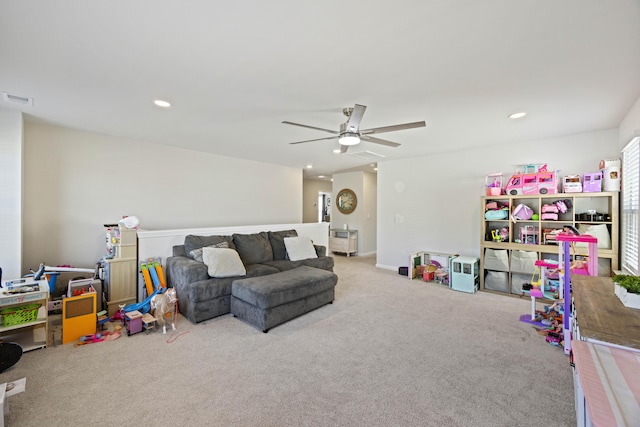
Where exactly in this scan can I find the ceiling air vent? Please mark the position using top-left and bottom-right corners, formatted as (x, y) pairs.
(2, 92), (34, 106)
(347, 150), (386, 161)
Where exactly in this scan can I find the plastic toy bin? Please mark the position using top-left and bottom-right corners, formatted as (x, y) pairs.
(0, 303), (41, 326)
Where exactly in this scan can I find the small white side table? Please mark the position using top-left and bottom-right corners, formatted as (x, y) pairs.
(329, 229), (358, 257)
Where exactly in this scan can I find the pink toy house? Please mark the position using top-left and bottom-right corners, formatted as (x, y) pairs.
(583, 171), (602, 193)
(485, 173), (503, 196)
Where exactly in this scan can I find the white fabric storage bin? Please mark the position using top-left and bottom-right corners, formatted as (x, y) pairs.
(511, 273), (530, 294)
(510, 250), (538, 274)
(484, 270), (509, 292)
(483, 249), (509, 271)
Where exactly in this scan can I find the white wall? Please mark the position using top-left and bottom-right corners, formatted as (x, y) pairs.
(332, 171), (377, 255)
(22, 121), (302, 273)
(376, 128), (620, 270)
(0, 110), (23, 279)
(362, 172), (377, 254)
(619, 95), (640, 148)
(302, 179), (332, 223)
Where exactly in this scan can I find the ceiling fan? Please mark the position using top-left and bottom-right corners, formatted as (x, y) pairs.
(283, 104), (426, 153)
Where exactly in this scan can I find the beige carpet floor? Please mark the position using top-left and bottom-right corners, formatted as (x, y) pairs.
(0, 254), (576, 426)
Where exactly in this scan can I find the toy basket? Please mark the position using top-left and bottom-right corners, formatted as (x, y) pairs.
(1, 303), (41, 326)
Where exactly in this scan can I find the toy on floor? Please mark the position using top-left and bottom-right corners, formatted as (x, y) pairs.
(142, 313), (157, 333)
(75, 327), (121, 346)
(125, 310), (144, 336)
(527, 301), (565, 348)
(140, 258), (167, 296)
(108, 304), (127, 324)
(151, 287), (178, 334)
(122, 288), (162, 315)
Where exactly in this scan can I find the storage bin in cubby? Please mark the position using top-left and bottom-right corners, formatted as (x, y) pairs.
(483, 249), (509, 271)
(511, 273), (530, 294)
(510, 250), (538, 274)
(484, 271), (508, 292)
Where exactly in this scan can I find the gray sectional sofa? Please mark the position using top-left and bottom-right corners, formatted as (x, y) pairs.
(166, 229), (336, 326)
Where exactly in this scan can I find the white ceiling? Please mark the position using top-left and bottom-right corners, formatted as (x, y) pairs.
(2, 1), (640, 179)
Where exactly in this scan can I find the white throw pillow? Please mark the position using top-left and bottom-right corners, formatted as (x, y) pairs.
(284, 236), (318, 261)
(576, 224), (611, 249)
(202, 247), (246, 278)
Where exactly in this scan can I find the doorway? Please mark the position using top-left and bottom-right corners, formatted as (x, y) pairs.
(318, 192), (331, 222)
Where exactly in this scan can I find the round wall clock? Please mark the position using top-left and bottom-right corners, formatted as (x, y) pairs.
(336, 188), (357, 214)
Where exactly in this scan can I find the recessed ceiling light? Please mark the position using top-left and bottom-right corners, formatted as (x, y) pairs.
(154, 99), (171, 108)
(333, 149), (341, 154)
(305, 164), (313, 169)
(508, 112), (526, 119)
(318, 175), (325, 178)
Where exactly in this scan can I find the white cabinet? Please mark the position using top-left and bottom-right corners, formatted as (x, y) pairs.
(329, 229), (358, 257)
(0, 279), (49, 351)
(103, 257), (137, 316)
(102, 227), (138, 315)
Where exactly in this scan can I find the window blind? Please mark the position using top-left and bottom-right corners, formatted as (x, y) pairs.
(622, 137), (640, 275)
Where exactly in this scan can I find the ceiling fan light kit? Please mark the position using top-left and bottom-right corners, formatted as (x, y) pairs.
(283, 104), (426, 154)
(339, 132), (360, 146)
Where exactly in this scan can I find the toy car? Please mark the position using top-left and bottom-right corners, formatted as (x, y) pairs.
(546, 331), (562, 345)
(505, 171), (558, 195)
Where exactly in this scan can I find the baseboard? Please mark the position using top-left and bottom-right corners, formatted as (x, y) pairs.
(375, 263), (397, 271)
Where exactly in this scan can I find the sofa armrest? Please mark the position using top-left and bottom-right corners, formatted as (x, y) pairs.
(173, 245), (188, 257)
(166, 256), (208, 287)
(314, 244), (327, 257)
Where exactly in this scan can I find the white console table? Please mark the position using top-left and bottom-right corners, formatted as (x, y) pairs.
(329, 229), (358, 257)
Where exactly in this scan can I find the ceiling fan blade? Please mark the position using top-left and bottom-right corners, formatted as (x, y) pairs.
(345, 104), (366, 132)
(340, 145), (349, 154)
(289, 136), (338, 145)
(360, 135), (401, 147)
(360, 121), (426, 135)
(282, 121), (339, 134)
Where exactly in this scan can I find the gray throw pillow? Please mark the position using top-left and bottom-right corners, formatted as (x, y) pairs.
(232, 232), (273, 265)
(184, 235), (234, 260)
(189, 241), (229, 262)
(268, 229), (298, 261)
